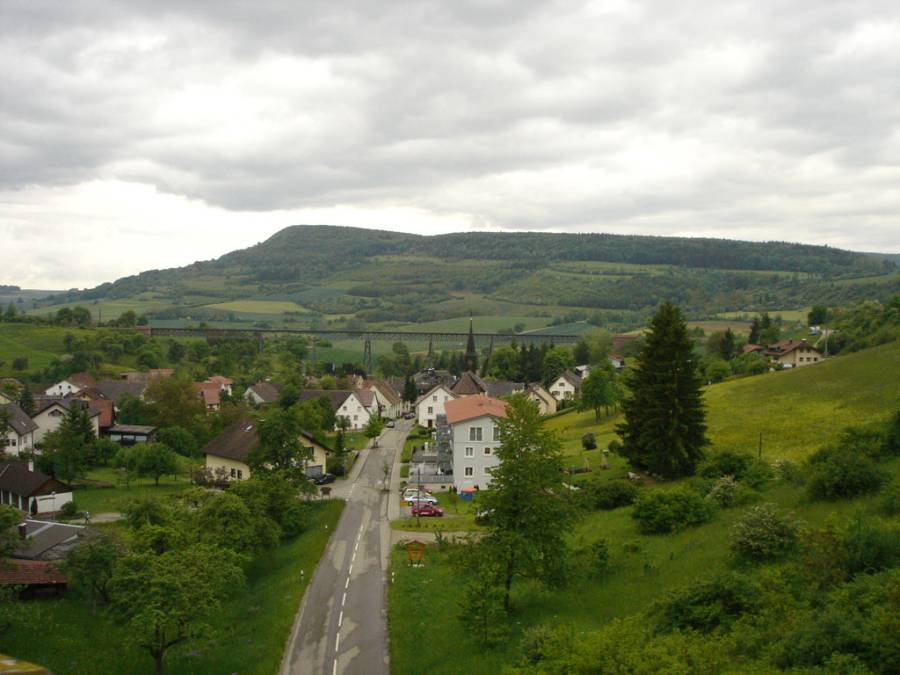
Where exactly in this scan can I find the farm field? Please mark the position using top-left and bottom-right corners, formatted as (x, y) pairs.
(203, 299), (310, 314)
(395, 315), (550, 333)
(3, 500), (345, 675)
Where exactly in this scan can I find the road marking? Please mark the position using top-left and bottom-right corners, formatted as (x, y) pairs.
(342, 591), (347, 607)
(338, 610), (343, 627)
(335, 633), (340, 651)
(345, 577), (350, 589)
(333, 660), (337, 675)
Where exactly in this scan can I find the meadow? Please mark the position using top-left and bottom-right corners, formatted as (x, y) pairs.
(388, 340), (900, 673)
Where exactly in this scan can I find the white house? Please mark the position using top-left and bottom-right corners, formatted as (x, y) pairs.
(32, 400), (100, 444)
(415, 384), (457, 429)
(43, 380), (82, 398)
(525, 384), (557, 416)
(362, 379), (404, 419)
(445, 395), (508, 491)
(243, 381), (283, 406)
(548, 370), (581, 402)
(1, 403), (37, 456)
(0, 461), (74, 515)
(335, 391), (373, 431)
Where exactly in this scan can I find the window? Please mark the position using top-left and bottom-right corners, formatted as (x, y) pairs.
(464, 466), (474, 477)
(469, 427), (483, 441)
(483, 447), (492, 456)
(433, 395), (438, 402)
(230, 468), (236, 478)
(237, 469), (243, 479)
(465, 447), (474, 457)
(353, 415), (358, 421)
(493, 426), (500, 441)
(427, 406), (433, 414)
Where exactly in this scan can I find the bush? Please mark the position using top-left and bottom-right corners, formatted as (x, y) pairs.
(631, 488), (714, 534)
(326, 456), (346, 477)
(583, 480), (638, 510)
(60, 500), (78, 518)
(879, 480), (900, 516)
(656, 572), (762, 634)
(607, 439), (622, 455)
(840, 520), (900, 576)
(773, 458), (803, 484)
(698, 450), (771, 488)
(807, 453), (885, 501)
(730, 503), (798, 562)
(591, 539), (610, 579)
(882, 410), (900, 456)
(581, 433), (597, 451)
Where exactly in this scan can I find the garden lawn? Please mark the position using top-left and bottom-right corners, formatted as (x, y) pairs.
(1, 500), (345, 675)
(389, 459), (900, 674)
(72, 465), (196, 515)
(390, 491), (482, 532)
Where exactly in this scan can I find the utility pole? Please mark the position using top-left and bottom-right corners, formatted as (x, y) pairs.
(416, 466), (422, 528)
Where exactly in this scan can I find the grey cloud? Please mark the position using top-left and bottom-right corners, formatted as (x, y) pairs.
(1, 0), (900, 255)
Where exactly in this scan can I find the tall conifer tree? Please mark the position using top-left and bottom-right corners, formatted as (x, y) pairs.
(617, 302), (707, 478)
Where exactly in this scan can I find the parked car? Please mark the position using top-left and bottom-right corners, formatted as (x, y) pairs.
(403, 489), (432, 501)
(411, 504), (444, 517)
(405, 494), (439, 505)
(386, 420), (396, 428)
(314, 473), (336, 485)
(403, 412), (415, 419)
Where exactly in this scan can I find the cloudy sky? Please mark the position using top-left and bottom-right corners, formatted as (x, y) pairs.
(2, 0), (900, 288)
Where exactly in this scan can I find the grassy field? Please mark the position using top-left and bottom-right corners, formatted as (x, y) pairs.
(72, 464), (198, 515)
(0, 324), (135, 376)
(544, 340), (900, 466)
(396, 315), (550, 333)
(2, 499), (345, 674)
(203, 299), (311, 314)
(390, 491), (483, 532)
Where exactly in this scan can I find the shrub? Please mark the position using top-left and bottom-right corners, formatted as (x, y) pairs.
(581, 433), (597, 451)
(631, 488), (714, 534)
(807, 453), (885, 501)
(706, 475), (737, 507)
(882, 410), (900, 456)
(326, 456), (346, 477)
(698, 450), (770, 488)
(60, 500), (78, 518)
(591, 539), (610, 579)
(773, 458), (804, 484)
(840, 520), (900, 576)
(584, 480), (638, 510)
(879, 480), (900, 516)
(656, 572), (762, 634)
(730, 503), (798, 562)
(607, 439), (622, 455)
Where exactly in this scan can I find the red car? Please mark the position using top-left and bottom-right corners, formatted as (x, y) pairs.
(410, 504), (444, 517)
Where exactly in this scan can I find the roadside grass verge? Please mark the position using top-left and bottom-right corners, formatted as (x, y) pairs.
(3, 500), (345, 675)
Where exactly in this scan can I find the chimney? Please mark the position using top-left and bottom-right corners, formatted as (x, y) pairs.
(27, 459), (34, 472)
(18, 523), (27, 540)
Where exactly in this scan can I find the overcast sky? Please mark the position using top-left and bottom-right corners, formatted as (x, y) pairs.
(2, 0), (900, 289)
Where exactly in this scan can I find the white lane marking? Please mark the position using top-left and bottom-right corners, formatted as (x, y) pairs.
(333, 660), (337, 675)
(335, 633), (340, 651)
(338, 610), (343, 627)
(342, 591), (347, 607)
(345, 577), (350, 589)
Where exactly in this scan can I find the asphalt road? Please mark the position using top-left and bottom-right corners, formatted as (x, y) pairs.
(281, 421), (411, 675)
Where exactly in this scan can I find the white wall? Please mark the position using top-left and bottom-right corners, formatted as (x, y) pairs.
(416, 387), (454, 428)
(451, 415), (502, 490)
(549, 377), (576, 401)
(32, 491), (73, 514)
(33, 406), (100, 444)
(44, 381), (81, 397)
(336, 394), (370, 430)
(0, 430), (33, 456)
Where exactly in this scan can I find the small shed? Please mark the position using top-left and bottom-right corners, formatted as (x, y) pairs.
(0, 559), (68, 597)
(108, 424), (157, 446)
(458, 486), (478, 502)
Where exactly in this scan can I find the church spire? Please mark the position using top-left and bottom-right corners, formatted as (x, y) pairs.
(464, 315), (478, 373)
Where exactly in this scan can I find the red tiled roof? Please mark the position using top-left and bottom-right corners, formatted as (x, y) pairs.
(207, 375), (234, 385)
(194, 382), (221, 407)
(764, 339), (820, 357)
(68, 372), (97, 389)
(445, 395), (507, 425)
(88, 398), (114, 428)
(742, 343), (764, 354)
(0, 559), (67, 586)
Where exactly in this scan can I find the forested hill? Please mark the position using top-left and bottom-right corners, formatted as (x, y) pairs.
(219, 226), (885, 283)
(37, 225), (899, 330)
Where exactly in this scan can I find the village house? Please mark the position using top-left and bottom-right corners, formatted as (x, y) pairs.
(201, 418), (329, 480)
(445, 395), (508, 491)
(524, 384), (557, 416)
(361, 379), (403, 419)
(31, 399), (100, 445)
(764, 339), (824, 368)
(243, 381), (283, 406)
(450, 371), (524, 399)
(0, 402), (37, 456)
(415, 384), (457, 429)
(194, 382), (222, 412)
(205, 375), (234, 396)
(413, 368), (456, 397)
(43, 371), (96, 397)
(548, 370), (581, 402)
(14, 519), (85, 561)
(300, 390), (374, 430)
(0, 461), (73, 515)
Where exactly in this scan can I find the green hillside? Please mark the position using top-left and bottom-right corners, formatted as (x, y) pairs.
(390, 341), (900, 674)
(26, 226), (899, 334)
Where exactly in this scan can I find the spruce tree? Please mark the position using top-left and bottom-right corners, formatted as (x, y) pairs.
(18, 385), (34, 417)
(617, 302), (708, 478)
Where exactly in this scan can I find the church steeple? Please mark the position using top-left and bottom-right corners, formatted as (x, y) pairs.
(464, 315), (478, 373)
